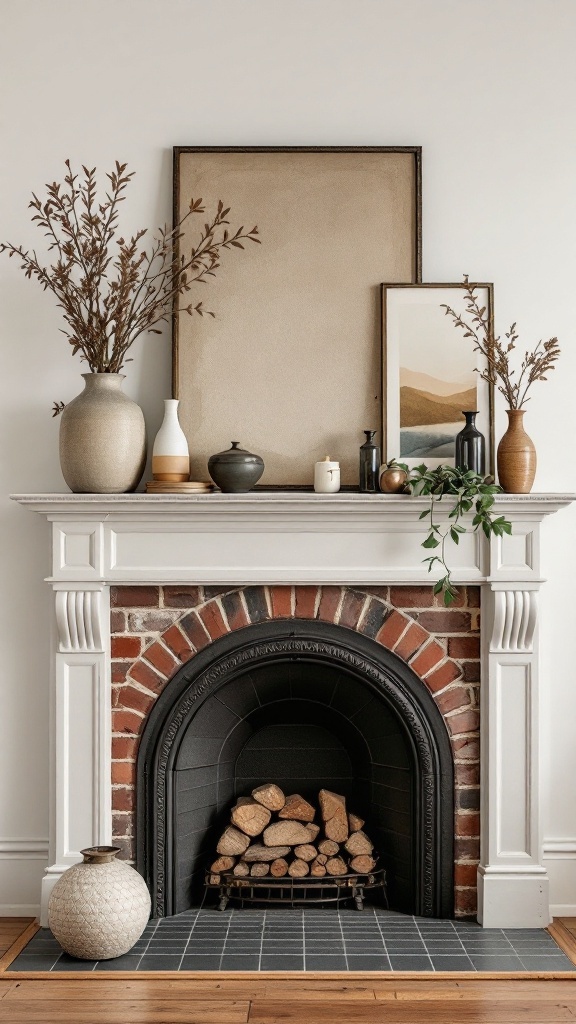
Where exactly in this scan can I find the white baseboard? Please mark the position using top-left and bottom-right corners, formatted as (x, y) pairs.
(550, 905), (576, 917)
(0, 839), (49, 860)
(0, 904), (40, 916)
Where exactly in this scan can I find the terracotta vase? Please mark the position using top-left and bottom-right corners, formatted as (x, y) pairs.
(497, 409), (536, 493)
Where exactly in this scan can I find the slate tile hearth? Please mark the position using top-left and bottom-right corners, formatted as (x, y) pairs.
(9, 909), (575, 972)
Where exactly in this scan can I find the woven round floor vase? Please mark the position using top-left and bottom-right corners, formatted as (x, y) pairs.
(48, 846), (151, 960)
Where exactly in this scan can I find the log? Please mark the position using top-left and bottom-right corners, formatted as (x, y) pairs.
(277, 793), (315, 822)
(217, 826), (251, 856)
(252, 783), (286, 812)
(210, 856), (235, 873)
(325, 856), (347, 876)
(250, 862), (270, 877)
(231, 799), (272, 837)
(304, 822), (320, 841)
(288, 858), (310, 878)
(262, 820), (311, 847)
(293, 844), (317, 862)
(350, 855), (376, 873)
(233, 862), (250, 877)
(319, 789), (349, 843)
(315, 853), (328, 865)
(241, 844), (290, 863)
(348, 813), (365, 833)
(208, 873), (221, 885)
(310, 859), (327, 877)
(270, 858), (289, 877)
(344, 830), (374, 857)
(318, 839), (340, 857)
(234, 795), (253, 807)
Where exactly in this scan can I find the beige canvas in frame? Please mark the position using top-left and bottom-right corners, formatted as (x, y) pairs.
(173, 147), (421, 485)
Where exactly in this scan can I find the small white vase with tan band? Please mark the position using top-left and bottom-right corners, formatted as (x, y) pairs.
(152, 399), (190, 482)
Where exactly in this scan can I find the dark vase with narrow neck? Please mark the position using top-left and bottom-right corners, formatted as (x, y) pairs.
(455, 411), (485, 475)
(359, 430), (380, 492)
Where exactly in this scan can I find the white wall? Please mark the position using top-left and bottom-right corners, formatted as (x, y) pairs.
(1, 0), (575, 915)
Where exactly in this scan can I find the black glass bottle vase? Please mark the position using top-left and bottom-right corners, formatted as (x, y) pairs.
(359, 430), (381, 492)
(455, 411), (485, 475)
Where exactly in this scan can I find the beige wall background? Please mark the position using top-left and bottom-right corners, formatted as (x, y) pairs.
(1, 0), (575, 913)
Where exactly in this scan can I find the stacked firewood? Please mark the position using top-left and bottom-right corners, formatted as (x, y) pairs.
(208, 784), (376, 884)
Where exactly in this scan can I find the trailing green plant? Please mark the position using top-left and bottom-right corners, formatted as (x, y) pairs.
(0, 160), (260, 385)
(405, 464), (512, 606)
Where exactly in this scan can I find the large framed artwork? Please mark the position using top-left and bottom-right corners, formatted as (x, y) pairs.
(173, 147), (422, 485)
(382, 283), (495, 473)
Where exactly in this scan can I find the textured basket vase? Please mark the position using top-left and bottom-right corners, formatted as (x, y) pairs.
(59, 373), (146, 493)
(48, 846), (151, 960)
(497, 409), (536, 494)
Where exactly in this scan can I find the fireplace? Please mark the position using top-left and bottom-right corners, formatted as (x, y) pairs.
(136, 617), (455, 918)
(12, 490), (572, 928)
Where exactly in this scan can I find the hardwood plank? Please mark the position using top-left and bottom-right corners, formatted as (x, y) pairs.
(0, 998), (250, 1023)
(0, 922), (39, 973)
(0, 920), (33, 958)
(247, 999), (576, 1023)
(375, 979), (576, 1000)
(550, 920), (576, 966)
(3, 978), (376, 1001)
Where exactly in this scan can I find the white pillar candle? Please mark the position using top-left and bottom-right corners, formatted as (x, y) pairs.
(314, 456), (340, 493)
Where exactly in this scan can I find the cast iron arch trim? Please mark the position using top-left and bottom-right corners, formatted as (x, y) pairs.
(137, 619), (454, 919)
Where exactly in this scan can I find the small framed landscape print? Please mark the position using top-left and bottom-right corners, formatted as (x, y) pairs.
(382, 283), (495, 473)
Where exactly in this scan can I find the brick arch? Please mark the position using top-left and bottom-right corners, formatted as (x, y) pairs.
(110, 583), (480, 916)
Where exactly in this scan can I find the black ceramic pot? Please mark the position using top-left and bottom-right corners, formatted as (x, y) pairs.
(208, 441), (265, 493)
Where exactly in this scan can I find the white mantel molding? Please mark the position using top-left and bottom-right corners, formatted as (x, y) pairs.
(12, 491), (575, 928)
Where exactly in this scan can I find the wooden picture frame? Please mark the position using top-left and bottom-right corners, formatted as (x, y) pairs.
(173, 146), (422, 486)
(381, 282), (495, 474)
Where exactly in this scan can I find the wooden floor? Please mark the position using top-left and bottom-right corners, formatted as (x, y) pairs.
(0, 919), (575, 1023)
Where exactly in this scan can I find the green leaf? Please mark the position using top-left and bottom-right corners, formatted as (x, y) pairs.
(422, 533), (440, 549)
(449, 527), (460, 545)
(418, 509), (430, 519)
(433, 579), (444, 595)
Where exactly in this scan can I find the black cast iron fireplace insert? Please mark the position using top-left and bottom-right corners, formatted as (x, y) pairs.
(137, 620), (454, 918)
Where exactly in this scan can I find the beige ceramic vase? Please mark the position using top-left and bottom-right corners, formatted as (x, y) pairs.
(47, 846), (151, 960)
(497, 409), (536, 493)
(59, 373), (146, 493)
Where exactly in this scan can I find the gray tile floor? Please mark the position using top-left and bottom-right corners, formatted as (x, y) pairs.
(9, 908), (575, 972)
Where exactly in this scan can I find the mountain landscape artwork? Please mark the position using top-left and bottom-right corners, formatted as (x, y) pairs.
(400, 366), (477, 459)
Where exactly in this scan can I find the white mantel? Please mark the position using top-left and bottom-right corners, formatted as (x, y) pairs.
(12, 491), (575, 927)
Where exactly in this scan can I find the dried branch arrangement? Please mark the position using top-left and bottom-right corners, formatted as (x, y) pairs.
(1, 160), (260, 374)
(441, 275), (560, 409)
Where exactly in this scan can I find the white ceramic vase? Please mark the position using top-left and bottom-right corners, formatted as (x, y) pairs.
(59, 374), (146, 493)
(152, 399), (190, 482)
(47, 846), (151, 960)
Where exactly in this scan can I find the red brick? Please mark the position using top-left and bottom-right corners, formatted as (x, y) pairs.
(394, 622), (428, 660)
(144, 640), (180, 678)
(455, 862), (478, 887)
(221, 591), (250, 631)
(111, 736), (138, 760)
(112, 787), (134, 812)
(111, 760), (136, 785)
(363, 586), (390, 601)
(111, 661), (131, 683)
(162, 624), (194, 662)
(414, 610), (472, 634)
(454, 762), (480, 786)
(128, 659), (166, 694)
(110, 610), (126, 633)
(112, 710), (143, 735)
(410, 641), (445, 678)
(435, 685), (472, 715)
(426, 660), (461, 693)
(162, 585), (201, 608)
(452, 737), (480, 761)
(199, 601), (228, 641)
(111, 586), (160, 607)
(376, 610), (409, 650)
(456, 812), (480, 837)
(117, 684), (155, 716)
(203, 586), (234, 600)
(114, 836), (135, 861)
(455, 837), (480, 861)
(457, 787), (480, 811)
(111, 636), (142, 659)
(448, 637), (481, 659)
(243, 586), (270, 623)
(316, 586), (342, 623)
(338, 590), (367, 630)
(454, 887), (477, 917)
(179, 611), (211, 651)
(112, 811), (133, 837)
(127, 610), (178, 633)
(270, 586), (292, 618)
(447, 708), (480, 736)
(294, 586), (318, 619)
(390, 586), (437, 608)
(467, 587), (481, 608)
(462, 661), (481, 683)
